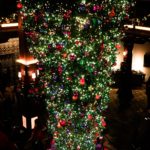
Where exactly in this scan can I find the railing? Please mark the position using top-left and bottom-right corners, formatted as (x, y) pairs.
(0, 38), (19, 55)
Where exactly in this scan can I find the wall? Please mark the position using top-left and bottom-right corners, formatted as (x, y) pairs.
(114, 41), (150, 82)
(133, 42), (150, 81)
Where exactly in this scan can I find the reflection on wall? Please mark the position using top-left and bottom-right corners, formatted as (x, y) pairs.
(132, 42), (150, 81)
(132, 45), (144, 72)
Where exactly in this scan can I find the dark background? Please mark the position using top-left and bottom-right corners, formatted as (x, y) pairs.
(0, 0), (17, 17)
(0, 0), (150, 17)
(0, 0), (149, 44)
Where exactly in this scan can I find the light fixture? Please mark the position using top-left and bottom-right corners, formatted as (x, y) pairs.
(18, 72), (22, 79)
(135, 26), (150, 32)
(123, 49), (128, 56)
(22, 116), (27, 128)
(16, 58), (38, 66)
(17, 58), (39, 81)
(32, 72), (36, 80)
(22, 115), (38, 129)
(0, 23), (18, 28)
(124, 24), (150, 32)
(37, 69), (40, 76)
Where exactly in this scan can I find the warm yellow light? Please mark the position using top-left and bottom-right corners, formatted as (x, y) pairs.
(22, 116), (27, 128)
(32, 72), (36, 80)
(123, 50), (127, 56)
(132, 53), (143, 72)
(124, 24), (150, 32)
(124, 24), (134, 29)
(1, 23), (18, 28)
(135, 26), (150, 32)
(22, 115), (38, 129)
(37, 70), (40, 76)
(18, 72), (22, 78)
(16, 59), (38, 65)
(31, 116), (38, 129)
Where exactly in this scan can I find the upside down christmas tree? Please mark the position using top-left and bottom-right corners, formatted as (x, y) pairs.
(19, 0), (134, 149)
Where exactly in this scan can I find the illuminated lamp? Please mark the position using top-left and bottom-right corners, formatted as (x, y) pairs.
(22, 115), (38, 129)
(0, 23), (18, 28)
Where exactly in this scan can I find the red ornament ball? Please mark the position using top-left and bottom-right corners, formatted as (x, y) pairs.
(88, 114), (93, 120)
(58, 65), (63, 74)
(72, 95), (78, 101)
(72, 91), (79, 101)
(56, 44), (63, 51)
(17, 2), (23, 9)
(59, 120), (66, 127)
(79, 77), (85, 85)
(101, 118), (106, 127)
(115, 44), (121, 49)
(95, 94), (101, 100)
(69, 53), (76, 61)
(109, 9), (115, 17)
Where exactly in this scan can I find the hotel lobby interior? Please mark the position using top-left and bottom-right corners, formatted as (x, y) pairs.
(0, 0), (150, 150)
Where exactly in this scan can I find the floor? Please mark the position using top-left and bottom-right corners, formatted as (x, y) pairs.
(1, 84), (150, 150)
(104, 85), (150, 150)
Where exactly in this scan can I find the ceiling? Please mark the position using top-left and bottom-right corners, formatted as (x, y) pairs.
(0, 0), (149, 43)
(0, 0), (150, 18)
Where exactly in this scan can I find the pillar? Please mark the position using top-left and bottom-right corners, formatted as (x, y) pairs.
(118, 36), (134, 109)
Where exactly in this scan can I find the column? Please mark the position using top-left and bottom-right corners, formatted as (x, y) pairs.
(118, 36), (134, 109)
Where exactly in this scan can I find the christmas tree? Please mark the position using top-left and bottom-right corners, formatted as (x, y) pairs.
(19, 0), (134, 149)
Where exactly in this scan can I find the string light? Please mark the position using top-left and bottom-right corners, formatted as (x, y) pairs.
(20, 0), (134, 149)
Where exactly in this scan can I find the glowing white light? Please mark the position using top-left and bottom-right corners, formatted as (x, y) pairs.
(37, 70), (40, 76)
(1, 23), (18, 28)
(22, 116), (27, 128)
(18, 72), (22, 78)
(31, 116), (38, 129)
(132, 53), (143, 72)
(16, 59), (38, 65)
(135, 26), (150, 31)
(123, 50), (127, 56)
(32, 72), (36, 80)
(124, 24), (150, 31)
